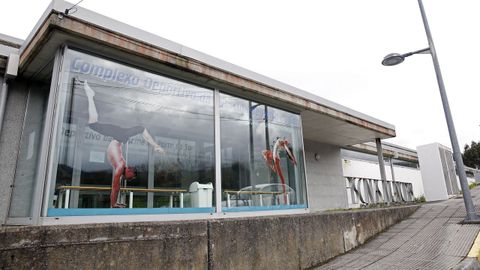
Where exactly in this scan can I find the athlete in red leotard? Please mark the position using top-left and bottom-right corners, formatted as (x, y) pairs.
(262, 138), (297, 204)
(84, 80), (165, 208)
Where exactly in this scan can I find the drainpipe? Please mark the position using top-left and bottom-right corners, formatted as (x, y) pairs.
(0, 53), (19, 136)
(0, 78), (7, 135)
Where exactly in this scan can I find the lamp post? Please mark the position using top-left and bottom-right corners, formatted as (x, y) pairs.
(382, 0), (480, 222)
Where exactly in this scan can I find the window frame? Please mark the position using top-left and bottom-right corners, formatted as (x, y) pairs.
(8, 45), (310, 225)
(217, 92), (309, 210)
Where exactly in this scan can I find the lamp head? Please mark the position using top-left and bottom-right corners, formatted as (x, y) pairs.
(382, 53), (405, 66)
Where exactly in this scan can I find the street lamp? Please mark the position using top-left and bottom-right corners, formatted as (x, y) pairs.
(382, 48), (430, 66)
(382, 0), (480, 223)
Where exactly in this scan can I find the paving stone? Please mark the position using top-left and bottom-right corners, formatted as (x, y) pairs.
(349, 247), (393, 257)
(314, 188), (480, 270)
(315, 253), (363, 269)
(420, 254), (463, 269)
(341, 254), (385, 269)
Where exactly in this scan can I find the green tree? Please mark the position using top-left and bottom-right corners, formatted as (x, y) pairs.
(462, 141), (480, 168)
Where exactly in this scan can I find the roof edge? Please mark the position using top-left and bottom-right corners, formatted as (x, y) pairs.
(21, 0), (395, 134)
(0, 33), (23, 49)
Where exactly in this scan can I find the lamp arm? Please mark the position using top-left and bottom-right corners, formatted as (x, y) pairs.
(402, 47), (430, 58)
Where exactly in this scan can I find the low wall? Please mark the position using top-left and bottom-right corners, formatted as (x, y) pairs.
(0, 205), (419, 269)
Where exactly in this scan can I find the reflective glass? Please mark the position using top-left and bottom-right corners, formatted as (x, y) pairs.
(47, 49), (215, 215)
(220, 93), (307, 210)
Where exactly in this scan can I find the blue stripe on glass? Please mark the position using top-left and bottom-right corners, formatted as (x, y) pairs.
(47, 207), (214, 217)
(222, 204), (307, 212)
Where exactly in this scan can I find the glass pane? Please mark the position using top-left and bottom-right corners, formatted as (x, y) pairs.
(47, 49), (214, 216)
(220, 93), (307, 211)
(9, 85), (49, 217)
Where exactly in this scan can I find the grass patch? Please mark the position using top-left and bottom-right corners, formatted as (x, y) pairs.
(413, 195), (426, 203)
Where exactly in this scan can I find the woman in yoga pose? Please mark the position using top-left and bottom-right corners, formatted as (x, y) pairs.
(84, 80), (165, 208)
(262, 138), (297, 204)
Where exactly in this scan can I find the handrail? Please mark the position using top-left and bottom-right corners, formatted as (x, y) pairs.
(223, 189), (284, 195)
(57, 185), (187, 193)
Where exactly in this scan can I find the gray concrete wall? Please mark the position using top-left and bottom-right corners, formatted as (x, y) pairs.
(304, 140), (347, 210)
(0, 205), (419, 269)
(1, 221), (209, 269)
(0, 80), (28, 224)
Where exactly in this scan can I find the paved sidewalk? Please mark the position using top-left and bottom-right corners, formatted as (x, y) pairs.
(317, 187), (480, 270)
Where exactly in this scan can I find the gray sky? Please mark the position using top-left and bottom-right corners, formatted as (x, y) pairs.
(1, 0), (479, 150)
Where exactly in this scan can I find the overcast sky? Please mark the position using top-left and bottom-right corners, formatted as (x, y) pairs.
(1, 0), (479, 150)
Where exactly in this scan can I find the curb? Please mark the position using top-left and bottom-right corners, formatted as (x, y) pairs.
(468, 233), (480, 259)
(455, 232), (480, 270)
(454, 258), (480, 270)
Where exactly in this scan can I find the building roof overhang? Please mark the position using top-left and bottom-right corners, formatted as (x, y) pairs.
(0, 34), (22, 74)
(345, 142), (419, 163)
(15, 0), (396, 146)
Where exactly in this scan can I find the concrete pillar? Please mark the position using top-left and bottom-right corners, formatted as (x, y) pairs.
(389, 157), (396, 182)
(375, 138), (389, 202)
(375, 138), (387, 181)
(390, 157), (398, 201)
(0, 80), (28, 223)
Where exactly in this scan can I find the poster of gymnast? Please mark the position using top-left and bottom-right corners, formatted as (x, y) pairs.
(51, 49), (215, 210)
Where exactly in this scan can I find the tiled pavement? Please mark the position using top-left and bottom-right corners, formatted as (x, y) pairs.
(316, 187), (480, 270)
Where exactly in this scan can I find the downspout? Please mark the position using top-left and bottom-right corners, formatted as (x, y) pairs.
(0, 77), (7, 135)
(0, 53), (18, 225)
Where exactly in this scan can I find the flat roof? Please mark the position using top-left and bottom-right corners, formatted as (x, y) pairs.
(11, 0), (395, 145)
(0, 33), (22, 47)
(346, 142), (418, 162)
(0, 34), (21, 71)
(0, 33), (21, 55)
(26, 1), (394, 127)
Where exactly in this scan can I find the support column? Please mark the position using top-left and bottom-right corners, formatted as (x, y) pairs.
(390, 157), (398, 201)
(376, 138), (389, 202)
(376, 138), (387, 181)
(389, 157), (396, 181)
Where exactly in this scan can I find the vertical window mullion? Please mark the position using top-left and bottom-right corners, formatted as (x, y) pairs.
(36, 46), (67, 222)
(214, 89), (222, 213)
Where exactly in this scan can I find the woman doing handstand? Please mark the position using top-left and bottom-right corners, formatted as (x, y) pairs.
(84, 80), (165, 208)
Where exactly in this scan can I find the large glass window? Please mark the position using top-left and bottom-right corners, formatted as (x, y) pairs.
(46, 49), (215, 216)
(220, 93), (307, 210)
(43, 49), (308, 217)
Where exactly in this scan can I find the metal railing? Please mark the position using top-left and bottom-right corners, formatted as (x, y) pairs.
(56, 186), (186, 209)
(346, 177), (414, 206)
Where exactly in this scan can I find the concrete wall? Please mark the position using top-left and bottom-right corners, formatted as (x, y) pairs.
(0, 80), (28, 224)
(304, 140), (347, 210)
(1, 221), (209, 269)
(0, 205), (418, 269)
